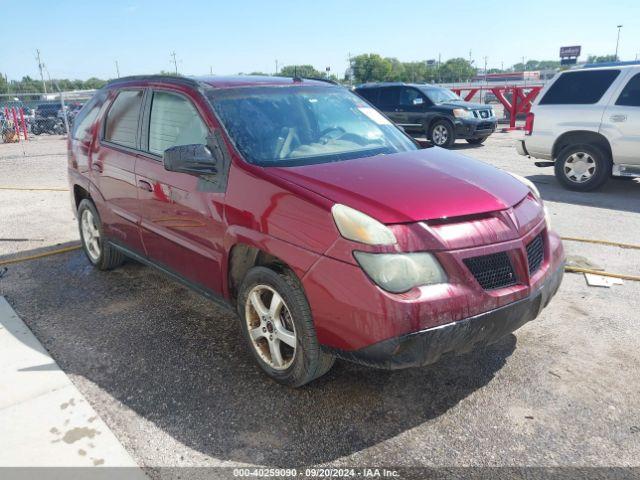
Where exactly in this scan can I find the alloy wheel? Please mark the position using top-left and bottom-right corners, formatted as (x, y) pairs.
(245, 285), (297, 370)
(564, 152), (596, 183)
(81, 209), (101, 262)
(432, 125), (449, 146)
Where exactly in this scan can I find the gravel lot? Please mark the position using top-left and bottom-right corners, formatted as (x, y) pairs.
(1, 133), (639, 476)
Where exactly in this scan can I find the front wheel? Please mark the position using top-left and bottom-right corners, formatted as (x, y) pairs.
(554, 144), (611, 191)
(466, 136), (488, 145)
(238, 266), (334, 387)
(429, 120), (455, 147)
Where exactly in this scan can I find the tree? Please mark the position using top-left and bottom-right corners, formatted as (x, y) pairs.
(587, 54), (618, 64)
(438, 58), (475, 83)
(351, 54), (393, 83)
(279, 64), (322, 78)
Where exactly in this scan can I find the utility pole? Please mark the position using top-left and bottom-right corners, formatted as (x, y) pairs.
(469, 49), (472, 65)
(522, 56), (526, 70)
(347, 52), (353, 85)
(170, 51), (179, 75)
(438, 53), (441, 84)
(275, 59), (279, 75)
(115, 60), (120, 78)
(35, 49), (47, 94)
(210, 66), (213, 75)
(615, 25), (623, 60)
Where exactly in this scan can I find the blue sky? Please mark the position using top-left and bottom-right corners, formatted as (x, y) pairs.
(2, 0), (639, 80)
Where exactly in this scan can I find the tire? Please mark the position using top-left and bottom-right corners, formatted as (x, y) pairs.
(77, 199), (125, 270)
(554, 144), (611, 191)
(429, 120), (455, 147)
(466, 136), (488, 145)
(31, 123), (41, 135)
(237, 266), (334, 387)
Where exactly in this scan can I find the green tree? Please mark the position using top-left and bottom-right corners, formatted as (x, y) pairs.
(279, 64), (322, 78)
(351, 54), (393, 83)
(587, 54), (618, 63)
(438, 58), (475, 82)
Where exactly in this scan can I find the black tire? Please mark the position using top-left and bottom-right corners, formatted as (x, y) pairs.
(466, 136), (488, 145)
(77, 199), (125, 270)
(428, 119), (455, 147)
(31, 123), (41, 135)
(554, 144), (611, 191)
(237, 266), (334, 387)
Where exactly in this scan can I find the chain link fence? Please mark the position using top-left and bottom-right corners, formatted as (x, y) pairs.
(0, 90), (95, 143)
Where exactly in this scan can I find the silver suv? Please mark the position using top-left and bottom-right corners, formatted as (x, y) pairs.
(516, 64), (640, 191)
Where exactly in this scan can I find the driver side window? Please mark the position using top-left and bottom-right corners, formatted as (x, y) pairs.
(148, 91), (209, 156)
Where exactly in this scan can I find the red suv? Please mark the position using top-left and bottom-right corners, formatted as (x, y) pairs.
(68, 75), (564, 386)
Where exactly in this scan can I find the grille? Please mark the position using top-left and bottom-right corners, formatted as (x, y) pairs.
(464, 252), (517, 290)
(473, 109), (492, 119)
(526, 234), (545, 275)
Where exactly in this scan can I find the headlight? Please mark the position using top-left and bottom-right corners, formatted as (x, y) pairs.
(354, 252), (447, 293)
(332, 204), (396, 246)
(544, 205), (552, 229)
(510, 173), (541, 200)
(453, 108), (472, 118)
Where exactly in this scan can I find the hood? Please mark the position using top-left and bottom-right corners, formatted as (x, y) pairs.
(439, 101), (489, 110)
(269, 148), (529, 224)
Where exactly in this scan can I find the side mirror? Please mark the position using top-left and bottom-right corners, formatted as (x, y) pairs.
(163, 144), (217, 176)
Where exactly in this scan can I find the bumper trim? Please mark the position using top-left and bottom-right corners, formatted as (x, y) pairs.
(325, 262), (564, 369)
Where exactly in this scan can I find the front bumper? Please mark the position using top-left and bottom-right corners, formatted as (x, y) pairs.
(454, 118), (497, 139)
(327, 262), (563, 369)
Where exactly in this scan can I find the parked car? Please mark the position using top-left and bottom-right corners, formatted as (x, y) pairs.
(68, 75), (564, 386)
(354, 83), (498, 147)
(516, 64), (640, 191)
(35, 102), (61, 118)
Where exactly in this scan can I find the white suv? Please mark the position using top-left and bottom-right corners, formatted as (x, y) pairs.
(516, 64), (640, 191)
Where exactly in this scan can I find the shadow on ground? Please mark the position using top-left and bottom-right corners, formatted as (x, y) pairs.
(527, 174), (640, 215)
(1, 250), (516, 466)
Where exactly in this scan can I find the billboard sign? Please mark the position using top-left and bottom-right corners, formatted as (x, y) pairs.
(560, 46), (581, 58)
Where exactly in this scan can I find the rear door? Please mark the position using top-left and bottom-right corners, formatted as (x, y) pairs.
(375, 87), (402, 124)
(601, 70), (640, 166)
(135, 87), (226, 294)
(93, 89), (145, 252)
(397, 87), (429, 134)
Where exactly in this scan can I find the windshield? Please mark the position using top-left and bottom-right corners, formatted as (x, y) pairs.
(207, 86), (417, 166)
(421, 87), (462, 104)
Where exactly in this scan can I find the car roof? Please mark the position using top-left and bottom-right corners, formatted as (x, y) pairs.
(355, 82), (442, 90)
(105, 75), (336, 90)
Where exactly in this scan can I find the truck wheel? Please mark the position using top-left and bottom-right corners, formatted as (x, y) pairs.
(466, 136), (488, 145)
(429, 120), (455, 147)
(77, 199), (125, 270)
(554, 144), (611, 191)
(238, 266), (334, 387)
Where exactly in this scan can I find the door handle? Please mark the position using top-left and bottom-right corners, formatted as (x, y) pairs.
(90, 162), (103, 173)
(610, 114), (627, 123)
(138, 179), (153, 192)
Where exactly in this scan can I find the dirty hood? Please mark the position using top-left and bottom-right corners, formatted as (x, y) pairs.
(270, 148), (529, 224)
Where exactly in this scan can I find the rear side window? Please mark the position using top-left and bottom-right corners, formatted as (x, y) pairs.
(616, 73), (640, 107)
(539, 70), (620, 105)
(377, 87), (400, 108)
(148, 91), (209, 156)
(72, 93), (105, 140)
(104, 90), (144, 148)
(356, 88), (379, 104)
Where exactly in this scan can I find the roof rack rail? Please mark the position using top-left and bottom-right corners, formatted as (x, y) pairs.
(581, 60), (640, 69)
(105, 75), (201, 88)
